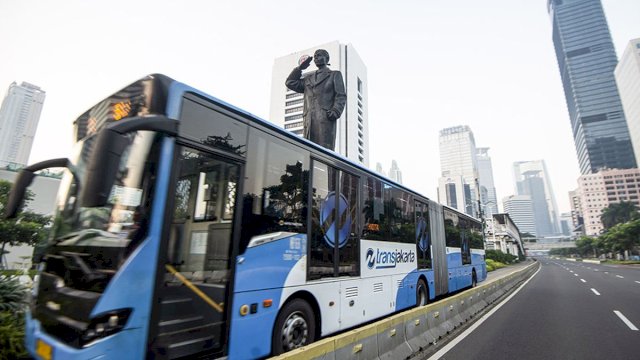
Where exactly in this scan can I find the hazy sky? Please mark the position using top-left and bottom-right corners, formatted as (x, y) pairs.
(1, 0), (639, 213)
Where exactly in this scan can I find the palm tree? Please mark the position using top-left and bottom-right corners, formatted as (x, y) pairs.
(600, 201), (639, 229)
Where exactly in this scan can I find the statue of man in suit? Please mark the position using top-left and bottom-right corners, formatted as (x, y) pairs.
(286, 49), (346, 151)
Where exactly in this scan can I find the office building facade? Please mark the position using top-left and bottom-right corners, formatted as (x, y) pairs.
(476, 147), (499, 217)
(513, 160), (561, 236)
(389, 160), (403, 184)
(502, 194), (537, 236)
(438, 126), (479, 217)
(0, 82), (46, 168)
(577, 168), (640, 236)
(548, 0), (636, 174)
(270, 41), (369, 167)
(615, 38), (640, 165)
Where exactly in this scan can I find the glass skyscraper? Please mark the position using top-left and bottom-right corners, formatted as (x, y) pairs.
(548, 0), (636, 174)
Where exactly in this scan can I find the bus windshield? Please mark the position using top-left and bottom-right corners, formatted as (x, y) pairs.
(44, 130), (160, 293)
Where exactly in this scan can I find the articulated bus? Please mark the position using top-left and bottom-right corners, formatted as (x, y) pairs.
(6, 74), (486, 360)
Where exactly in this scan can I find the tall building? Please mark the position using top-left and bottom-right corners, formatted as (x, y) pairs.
(270, 41), (369, 167)
(513, 160), (561, 236)
(576, 168), (640, 235)
(548, 0), (636, 174)
(560, 212), (573, 236)
(476, 147), (499, 217)
(568, 189), (584, 235)
(389, 160), (403, 184)
(375, 162), (387, 177)
(0, 82), (46, 168)
(438, 125), (479, 217)
(615, 38), (640, 165)
(502, 195), (537, 236)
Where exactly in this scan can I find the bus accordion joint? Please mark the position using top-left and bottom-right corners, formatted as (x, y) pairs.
(165, 264), (224, 313)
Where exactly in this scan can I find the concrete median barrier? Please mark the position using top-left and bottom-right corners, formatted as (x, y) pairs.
(271, 261), (539, 360)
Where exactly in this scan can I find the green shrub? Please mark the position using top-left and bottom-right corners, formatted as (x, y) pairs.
(486, 258), (506, 272)
(0, 276), (27, 312)
(486, 250), (518, 264)
(0, 311), (27, 359)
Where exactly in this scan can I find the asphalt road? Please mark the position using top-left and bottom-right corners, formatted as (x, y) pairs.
(429, 258), (640, 360)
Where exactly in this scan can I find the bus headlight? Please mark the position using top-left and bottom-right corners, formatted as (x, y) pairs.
(81, 308), (132, 346)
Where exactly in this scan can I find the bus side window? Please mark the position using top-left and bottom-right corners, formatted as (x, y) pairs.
(416, 201), (432, 269)
(362, 177), (384, 240)
(444, 209), (461, 248)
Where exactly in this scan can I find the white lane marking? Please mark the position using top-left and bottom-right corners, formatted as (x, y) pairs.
(614, 311), (639, 331)
(426, 266), (541, 360)
(594, 269), (599, 272)
(574, 274), (579, 277)
(591, 288), (601, 296)
(570, 270), (574, 273)
(580, 279), (586, 283)
(604, 272), (609, 274)
(587, 267), (591, 270)
(616, 275), (624, 279)
(635, 281), (640, 284)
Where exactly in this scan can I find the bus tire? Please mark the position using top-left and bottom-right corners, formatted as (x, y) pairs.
(416, 279), (428, 306)
(472, 270), (477, 287)
(272, 298), (316, 355)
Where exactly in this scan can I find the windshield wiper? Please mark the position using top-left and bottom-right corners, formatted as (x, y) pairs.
(60, 251), (107, 282)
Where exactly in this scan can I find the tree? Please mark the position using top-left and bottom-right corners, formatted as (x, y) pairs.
(0, 179), (51, 267)
(600, 219), (640, 257)
(600, 201), (639, 229)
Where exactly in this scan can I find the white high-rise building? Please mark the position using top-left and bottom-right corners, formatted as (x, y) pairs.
(513, 160), (561, 236)
(615, 38), (640, 164)
(0, 82), (45, 168)
(270, 41), (369, 167)
(502, 194), (537, 236)
(438, 125), (479, 217)
(476, 147), (499, 217)
(389, 160), (403, 184)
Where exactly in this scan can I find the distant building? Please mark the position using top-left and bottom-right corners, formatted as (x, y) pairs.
(576, 168), (640, 236)
(568, 189), (584, 236)
(476, 147), (499, 217)
(547, 0), (636, 174)
(513, 160), (561, 236)
(0, 82), (46, 168)
(270, 41), (369, 167)
(502, 194), (537, 236)
(615, 38), (640, 166)
(375, 162), (387, 177)
(560, 212), (573, 236)
(438, 126), (479, 217)
(485, 213), (524, 256)
(389, 160), (403, 184)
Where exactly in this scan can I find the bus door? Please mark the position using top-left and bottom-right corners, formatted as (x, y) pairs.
(151, 145), (242, 359)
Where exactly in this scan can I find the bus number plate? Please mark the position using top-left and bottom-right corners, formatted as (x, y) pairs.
(36, 339), (53, 360)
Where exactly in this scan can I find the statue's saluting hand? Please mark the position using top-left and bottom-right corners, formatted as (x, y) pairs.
(298, 55), (313, 70)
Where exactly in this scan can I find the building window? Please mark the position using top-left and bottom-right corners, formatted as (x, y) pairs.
(357, 77), (363, 93)
(285, 121), (303, 129)
(286, 99), (304, 106)
(285, 106), (303, 114)
(285, 114), (303, 122)
(286, 93), (302, 99)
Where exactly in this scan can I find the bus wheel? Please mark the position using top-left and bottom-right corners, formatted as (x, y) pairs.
(472, 270), (477, 287)
(272, 299), (316, 355)
(416, 279), (428, 306)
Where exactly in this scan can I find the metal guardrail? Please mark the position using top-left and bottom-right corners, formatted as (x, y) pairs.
(271, 261), (540, 360)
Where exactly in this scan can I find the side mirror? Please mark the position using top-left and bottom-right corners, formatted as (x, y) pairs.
(78, 115), (178, 208)
(4, 158), (73, 219)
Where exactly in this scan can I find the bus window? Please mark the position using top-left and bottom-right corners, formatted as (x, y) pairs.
(470, 220), (485, 249)
(362, 177), (385, 240)
(444, 209), (461, 248)
(389, 187), (414, 243)
(179, 95), (248, 156)
(239, 128), (309, 253)
(415, 201), (432, 269)
(309, 161), (337, 280)
(460, 217), (471, 265)
(338, 171), (359, 277)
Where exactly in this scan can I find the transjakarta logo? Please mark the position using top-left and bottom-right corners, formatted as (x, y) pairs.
(366, 247), (415, 269)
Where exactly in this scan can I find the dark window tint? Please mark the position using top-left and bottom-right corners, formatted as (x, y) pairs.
(362, 177), (385, 240)
(389, 187), (414, 243)
(239, 128), (309, 253)
(338, 171), (359, 277)
(415, 201), (432, 269)
(444, 209), (461, 248)
(460, 217), (471, 265)
(309, 161), (337, 280)
(470, 220), (484, 249)
(180, 96), (248, 156)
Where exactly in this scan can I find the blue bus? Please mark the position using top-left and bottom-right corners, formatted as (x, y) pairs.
(6, 74), (486, 359)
